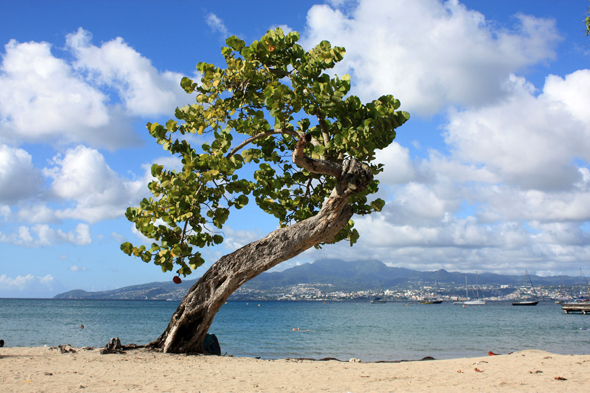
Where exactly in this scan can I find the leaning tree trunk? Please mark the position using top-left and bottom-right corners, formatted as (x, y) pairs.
(149, 158), (373, 353)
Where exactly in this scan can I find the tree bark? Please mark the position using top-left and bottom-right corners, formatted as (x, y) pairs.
(149, 158), (373, 353)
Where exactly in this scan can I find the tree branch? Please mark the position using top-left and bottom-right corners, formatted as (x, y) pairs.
(226, 129), (301, 158)
(292, 134), (342, 178)
(318, 114), (330, 148)
(179, 184), (203, 245)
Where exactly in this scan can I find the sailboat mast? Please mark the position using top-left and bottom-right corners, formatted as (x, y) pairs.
(526, 270), (538, 297)
(465, 276), (468, 298)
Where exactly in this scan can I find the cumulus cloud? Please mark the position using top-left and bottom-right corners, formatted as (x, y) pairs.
(0, 38), (139, 149)
(375, 142), (415, 185)
(444, 72), (590, 192)
(12, 148), (177, 226)
(476, 185), (590, 224)
(0, 145), (42, 204)
(0, 274), (65, 298)
(0, 223), (91, 247)
(0, 28), (192, 149)
(41, 145), (148, 223)
(295, 210), (590, 276)
(66, 28), (189, 117)
(301, 0), (561, 116)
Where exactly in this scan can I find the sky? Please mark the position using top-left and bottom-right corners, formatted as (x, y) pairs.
(2, 0), (590, 298)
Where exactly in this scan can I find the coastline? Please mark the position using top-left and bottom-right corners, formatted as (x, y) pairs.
(2, 347), (589, 392)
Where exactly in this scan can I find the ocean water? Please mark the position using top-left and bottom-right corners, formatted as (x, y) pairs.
(1, 299), (589, 361)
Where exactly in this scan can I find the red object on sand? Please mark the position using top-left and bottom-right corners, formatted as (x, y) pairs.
(173, 276), (182, 284)
(488, 351), (499, 356)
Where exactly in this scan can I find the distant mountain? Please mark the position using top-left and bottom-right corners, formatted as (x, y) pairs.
(53, 258), (583, 300)
(246, 259), (417, 290)
(54, 278), (198, 300)
(245, 259), (582, 288)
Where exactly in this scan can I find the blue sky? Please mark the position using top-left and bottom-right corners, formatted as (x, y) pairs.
(2, 0), (590, 297)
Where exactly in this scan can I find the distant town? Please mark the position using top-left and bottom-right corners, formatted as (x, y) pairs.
(62, 281), (587, 302)
(229, 282), (587, 302)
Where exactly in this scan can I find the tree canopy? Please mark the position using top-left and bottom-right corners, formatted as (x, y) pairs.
(121, 28), (409, 278)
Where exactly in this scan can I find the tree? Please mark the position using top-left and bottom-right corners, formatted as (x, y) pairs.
(121, 28), (409, 353)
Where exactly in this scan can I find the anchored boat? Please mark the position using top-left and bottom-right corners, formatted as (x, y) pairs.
(512, 271), (539, 306)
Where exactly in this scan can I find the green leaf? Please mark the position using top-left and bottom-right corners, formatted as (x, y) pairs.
(180, 77), (194, 93)
(120, 242), (133, 255)
(151, 164), (163, 178)
(371, 198), (385, 212)
(225, 36), (245, 51)
(348, 228), (360, 246)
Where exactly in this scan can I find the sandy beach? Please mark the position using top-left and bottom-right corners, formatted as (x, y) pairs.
(1, 347), (589, 392)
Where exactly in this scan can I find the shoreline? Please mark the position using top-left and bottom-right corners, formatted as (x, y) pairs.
(2, 347), (589, 392)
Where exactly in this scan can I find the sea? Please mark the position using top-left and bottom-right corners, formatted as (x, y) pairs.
(1, 299), (589, 361)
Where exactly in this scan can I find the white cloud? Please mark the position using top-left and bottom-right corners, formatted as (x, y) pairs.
(0, 205), (10, 220)
(0, 38), (140, 149)
(270, 24), (294, 35)
(206, 13), (229, 37)
(69, 265), (88, 272)
(444, 72), (590, 191)
(375, 142), (415, 185)
(0, 274), (65, 298)
(111, 232), (126, 243)
(0, 223), (91, 247)
(477, 185), (590, 224)
(381, 182), (460, 226)
(66, 28), (189, 117)
(421, 150), (499, 185)
(295, 211), (590, 276)
(11, 149), (177, 226)
(222, 227), (264, 251)
(0, 145), (43, 204)
(17, 204), (59, 224)
(42, 145), (148, 223)
(0, 28), (193, 149)
(301, 0), (561, 116)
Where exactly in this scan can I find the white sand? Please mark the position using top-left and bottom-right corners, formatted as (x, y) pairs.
(1, 347), (589, 392)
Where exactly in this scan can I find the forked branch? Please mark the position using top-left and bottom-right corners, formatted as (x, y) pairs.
(292, 133), (342, 178)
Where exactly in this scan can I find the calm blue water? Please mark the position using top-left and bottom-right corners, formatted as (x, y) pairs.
(1, 299), (589, 361)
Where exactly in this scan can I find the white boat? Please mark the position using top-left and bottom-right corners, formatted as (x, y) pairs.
(454, 273), (486, 305)
(512, 271), (539, 306)
(562, 269), (590, 310)
(462, 298), (486, 305)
